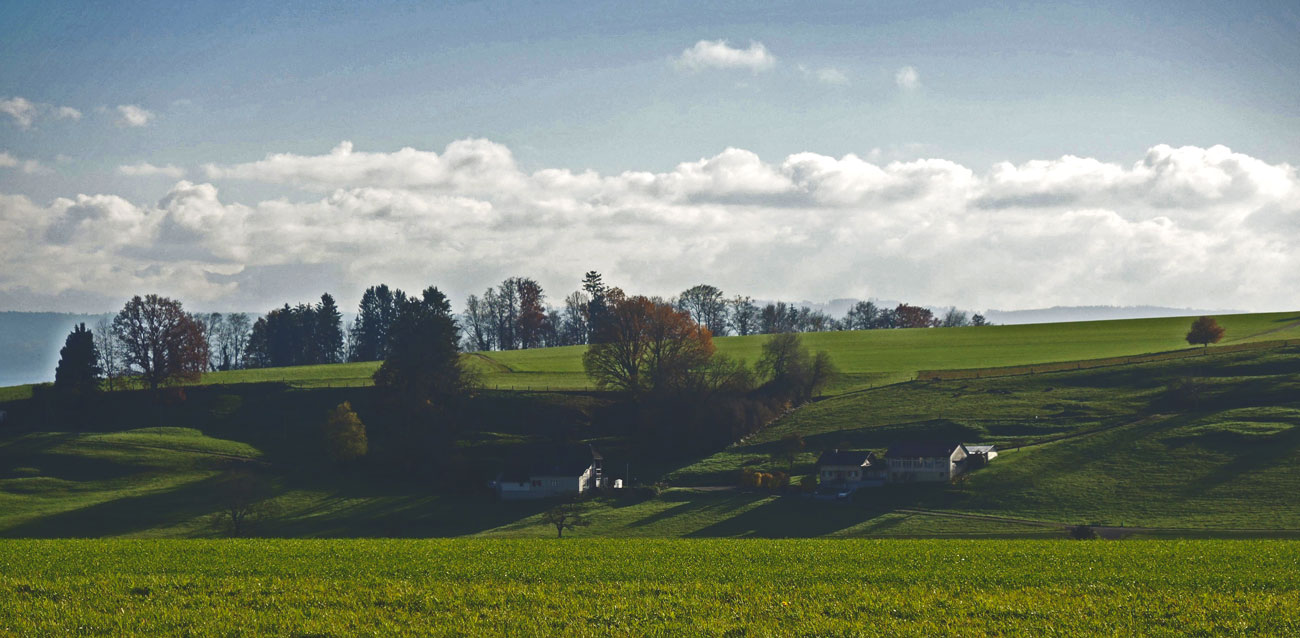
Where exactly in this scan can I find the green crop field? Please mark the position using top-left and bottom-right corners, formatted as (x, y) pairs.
(2, 539), (1298, 636)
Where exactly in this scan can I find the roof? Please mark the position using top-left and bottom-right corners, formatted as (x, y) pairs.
(500, 445), (600, 482)
(966, 444), (997, 454)
(816, 449), (874, 467)
(885, 441), (967, 458)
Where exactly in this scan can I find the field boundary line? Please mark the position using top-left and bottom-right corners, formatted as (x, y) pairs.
(916, 338), (1299, 382)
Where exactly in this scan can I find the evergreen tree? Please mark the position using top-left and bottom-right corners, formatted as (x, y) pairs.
(54, 323), (102, 400)
(315, 293), (344, 364)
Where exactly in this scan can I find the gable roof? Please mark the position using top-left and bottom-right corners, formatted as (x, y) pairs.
(816, 449), (874, 467)
(885, 441), (966, 458)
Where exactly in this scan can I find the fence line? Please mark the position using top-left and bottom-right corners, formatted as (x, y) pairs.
(915, 338), (1299, 382)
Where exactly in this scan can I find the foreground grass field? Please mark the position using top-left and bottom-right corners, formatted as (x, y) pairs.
(3, 539), (1298, 636)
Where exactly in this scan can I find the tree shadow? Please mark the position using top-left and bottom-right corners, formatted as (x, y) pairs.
(0, 474), (226, 538)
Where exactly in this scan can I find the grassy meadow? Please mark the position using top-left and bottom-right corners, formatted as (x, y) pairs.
(5, 310), (1292, 402)
(3, 539), (1298, 636)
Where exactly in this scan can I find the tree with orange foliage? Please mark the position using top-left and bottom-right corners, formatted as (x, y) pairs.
(111, 294), (209, 391)
(1186, 316), (1225, 349)
(582, 293), (715, 395)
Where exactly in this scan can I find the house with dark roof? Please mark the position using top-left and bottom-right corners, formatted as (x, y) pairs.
(494, 445), (603, 500)
(815, 449), (885, 488)
(884, 441), (970, 483)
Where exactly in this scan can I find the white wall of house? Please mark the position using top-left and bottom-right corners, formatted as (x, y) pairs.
(498, 464), (595, 500)
(887, 447), (968, 483)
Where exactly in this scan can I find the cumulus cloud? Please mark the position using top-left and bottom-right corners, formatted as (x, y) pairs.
(115, 104), (155, 127)
(0, 151), (51, 175)
(1, 96), (81, 128)
(895, 66), (920, 90)
(2, 141), (1298, 312)
(118, 162), (187, 178)
(675, 40), (776, 73)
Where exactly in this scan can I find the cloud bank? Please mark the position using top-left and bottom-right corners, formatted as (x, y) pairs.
(1, 141), (1297, 313)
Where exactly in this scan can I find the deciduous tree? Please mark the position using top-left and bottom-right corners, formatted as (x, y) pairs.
(582, 295), (715, 396)
(542, 502), (590, 538)
(322, 401), (368, 463)
(111, 294), (208, 391)
(1186, 316), (1225, 348)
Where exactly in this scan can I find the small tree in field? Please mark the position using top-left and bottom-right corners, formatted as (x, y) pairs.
(542, 503), (590, 538)
(1185, 316), (1225, 349)
(322, 401), (368, 463)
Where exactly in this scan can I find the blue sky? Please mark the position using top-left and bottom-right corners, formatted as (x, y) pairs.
(2, 1), (1299, 313)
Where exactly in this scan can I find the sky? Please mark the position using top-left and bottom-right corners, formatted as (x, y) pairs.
(2, 0), (1298, 314)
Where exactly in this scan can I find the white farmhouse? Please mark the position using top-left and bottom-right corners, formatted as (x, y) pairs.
(884, 441), (970, 483)
(494, 446), (603, 500)
(815, 449), (886, 488)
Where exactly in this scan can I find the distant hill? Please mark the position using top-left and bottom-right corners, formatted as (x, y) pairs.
(984, 305), (1240, 325)
(0, 312), (112, 387)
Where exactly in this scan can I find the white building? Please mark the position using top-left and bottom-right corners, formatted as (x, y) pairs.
(494, 446), (603, 500)
(884, 441), (970, 483)
(816, 449), (885, 487)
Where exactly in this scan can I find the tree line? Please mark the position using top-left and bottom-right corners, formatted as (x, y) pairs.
(56, 270), (993, 394)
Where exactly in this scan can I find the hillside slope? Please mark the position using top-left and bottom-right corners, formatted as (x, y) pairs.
(2, 343), (1298, 538)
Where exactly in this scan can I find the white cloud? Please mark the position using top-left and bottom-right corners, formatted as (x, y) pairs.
(2, 142), (1298, 313)
(895, 66), (920, 90)
(0, 151), (50, 175)
(115, 104), (155, 127)
(1, 97), (83, 128)
(675, 40), (776, 73)
(1, 97), (38, 128)
(118, 162), (187, 178)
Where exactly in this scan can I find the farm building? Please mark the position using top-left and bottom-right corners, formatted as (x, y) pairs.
(966, 444), (998, 463)
(885, 441), (970, 483)
(494, 445), (604, 500)
(815, 449), (886, 488)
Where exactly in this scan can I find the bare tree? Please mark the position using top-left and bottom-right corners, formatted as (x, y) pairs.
(462, 293), (496, 352)
(677, 284), (730, 336)
(212, 466), (275, 537)
(561, 290), (590, 346)
(940, 307), (971, 328)
(729, 296), (759, 336)
(93, 317), (125, 391)
(541, 502), (590, 538)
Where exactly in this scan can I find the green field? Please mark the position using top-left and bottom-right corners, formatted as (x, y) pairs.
(2, 311), (1297, 401)
(3, 339), (1299, 539)
(2, 539), (1298, 636)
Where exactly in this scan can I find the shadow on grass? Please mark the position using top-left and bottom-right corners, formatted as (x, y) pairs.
(0, 473), (225, 538)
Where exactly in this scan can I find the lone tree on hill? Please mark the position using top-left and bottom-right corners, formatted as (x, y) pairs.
(54, 323), (102, 401)
(1186, 316), (1225, 349)
(542, 502), (590, 538)
(111, 294), (209, 391)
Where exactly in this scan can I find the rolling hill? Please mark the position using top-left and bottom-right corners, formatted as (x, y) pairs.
(2, 313), (1298, 539)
